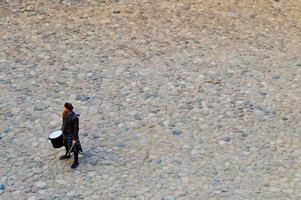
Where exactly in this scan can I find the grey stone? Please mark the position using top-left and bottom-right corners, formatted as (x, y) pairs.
(88, 159), (98, 166)
(49, 194), (55, 200)
(156, 160), (162, 165)
(0, 183), (5, 193)
(88, 105), (99, 114)
(172, 130), (182, 136)
(92, 133), (99, 138)
(76, 95), (91, 101)
(221, 136), (230, 142)
(254, 110), (265, 121)
(165, 195), (175, 200)
(139, 138), (148, 145)
(150, 107), (161, 113)
(55, 179), (67, 185)
(58, 193), (63, 200)
(33, 168), (43, 174)
(27, 196), (37, 200)
(0, 79), (6, 84)
(56, 79), (66, 85)
(34, 102), (48, 111)
(281, 116), (288, 121)
(272, 75), (281, 80)
(116, 143), (125, 148)
(263, 108), (276, 116)
(121, 127), (129, 132)
(221, 188), (228, 193)
(184, 101), (194, 110)
(3, 127), (11, 133)
(134, 114), (142, 120)
(240, 132), (248, 138)
(259, 91), (267, 96)
(101, 160), (115, 165)
(246, 101), (255, 110)
(35, 181), (47, 189)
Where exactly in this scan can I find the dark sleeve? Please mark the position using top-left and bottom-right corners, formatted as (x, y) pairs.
(73, 117), (79, 140)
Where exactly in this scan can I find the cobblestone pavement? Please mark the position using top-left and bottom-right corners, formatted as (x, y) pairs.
(0, 0), (300, 199)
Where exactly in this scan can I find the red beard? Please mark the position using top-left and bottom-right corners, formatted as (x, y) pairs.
(62, 111), (68, 119)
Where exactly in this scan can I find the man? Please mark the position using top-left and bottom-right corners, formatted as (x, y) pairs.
(60, 102), (82, 169)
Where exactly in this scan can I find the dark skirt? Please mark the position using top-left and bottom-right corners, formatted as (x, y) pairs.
(63, 134), (83, 153)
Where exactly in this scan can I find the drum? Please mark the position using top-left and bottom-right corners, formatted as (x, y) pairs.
(48, 130), (64, 148)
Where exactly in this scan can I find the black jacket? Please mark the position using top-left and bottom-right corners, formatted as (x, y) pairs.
(61, 111), (79, 140)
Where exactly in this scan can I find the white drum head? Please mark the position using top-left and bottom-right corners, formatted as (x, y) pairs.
(49, 130), (62, 139)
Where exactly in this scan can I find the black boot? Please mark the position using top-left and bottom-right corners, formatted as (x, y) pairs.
(71, 152), (79, 169)
(60, 146), (71, 160)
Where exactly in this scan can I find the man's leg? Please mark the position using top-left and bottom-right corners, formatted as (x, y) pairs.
(71, 151), (79, 169)
(60, 145), (71, 160)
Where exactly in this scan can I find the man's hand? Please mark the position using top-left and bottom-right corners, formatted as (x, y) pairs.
(72, 140), (76, 145)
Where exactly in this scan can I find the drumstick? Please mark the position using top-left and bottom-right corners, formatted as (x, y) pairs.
(67, 143), (75, 156)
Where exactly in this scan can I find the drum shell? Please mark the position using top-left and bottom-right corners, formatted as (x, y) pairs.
(49, 134), (64, 148)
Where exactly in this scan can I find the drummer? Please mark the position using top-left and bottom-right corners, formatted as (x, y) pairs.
(60, 102), (83, 169)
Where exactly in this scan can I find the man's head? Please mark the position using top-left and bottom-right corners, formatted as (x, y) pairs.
(64, 102), (74, 112)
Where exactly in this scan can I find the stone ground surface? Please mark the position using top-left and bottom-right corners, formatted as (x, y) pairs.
(0, 0), (300, 199)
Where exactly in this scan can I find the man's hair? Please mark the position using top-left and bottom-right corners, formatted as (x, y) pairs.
(64, 102), (74, 111)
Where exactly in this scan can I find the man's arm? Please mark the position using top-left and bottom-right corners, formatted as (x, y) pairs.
(73, 117), (79, 140)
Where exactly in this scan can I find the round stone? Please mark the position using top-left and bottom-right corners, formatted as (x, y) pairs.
(55, 179), (67, 185)
(181, 177), (190, 183)
(35, 181), (47, 189)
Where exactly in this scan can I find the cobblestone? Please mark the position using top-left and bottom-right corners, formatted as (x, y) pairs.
(0, 0), (300, 199)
